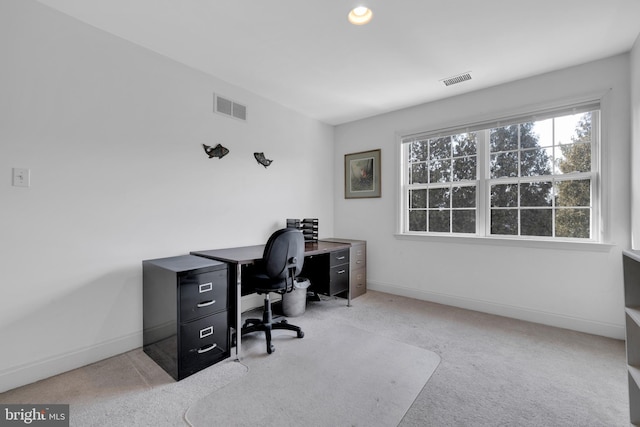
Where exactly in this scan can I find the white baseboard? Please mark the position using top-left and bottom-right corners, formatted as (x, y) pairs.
(0, 331), (142, 394)
(368, 280), (625, 340)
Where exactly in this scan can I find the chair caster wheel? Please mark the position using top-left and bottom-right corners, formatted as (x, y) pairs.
(297, 331), (304, 338)
(268, 345), (275, 354)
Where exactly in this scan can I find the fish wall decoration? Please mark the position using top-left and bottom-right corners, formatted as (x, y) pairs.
(203, 143), (229, 159)
(254, 152), (273, 168)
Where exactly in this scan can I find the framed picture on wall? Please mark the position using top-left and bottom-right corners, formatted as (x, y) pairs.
(344, 149), (381, 199)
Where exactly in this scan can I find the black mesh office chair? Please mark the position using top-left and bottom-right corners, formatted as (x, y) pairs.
(241, 228), (305, 354)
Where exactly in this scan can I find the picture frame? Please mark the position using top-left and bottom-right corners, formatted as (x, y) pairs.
(344, 149), (381, 199)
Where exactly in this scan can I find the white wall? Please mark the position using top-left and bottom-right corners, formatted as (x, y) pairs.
(631, 35), (640, 249)
(0, 0), (334, 392)
(334, 55), (632, 340)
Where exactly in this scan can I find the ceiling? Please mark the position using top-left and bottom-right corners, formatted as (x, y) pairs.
(36, 0), (640, 125)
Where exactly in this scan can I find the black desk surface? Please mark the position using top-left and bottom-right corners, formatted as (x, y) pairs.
(191, 240), (351, 265)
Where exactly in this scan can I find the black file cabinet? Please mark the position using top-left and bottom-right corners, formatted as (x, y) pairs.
(304, 248), (350, 296)
(143, 255), (230, 380)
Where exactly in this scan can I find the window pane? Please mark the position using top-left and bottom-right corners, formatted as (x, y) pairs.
(453, 210), (475, 233)
(429, 159), (451, 182)
(453, 133), (477, 157)
(411, 163), (428, 184)
(429, 210), (450, 232)
(430, 137), (451, 160)
(520, 182), (552, 207)
(521, 148), (552, 176)
(521, 209), (552, 236)
(491, 184), (518, 207)
(409, 210), (427, 231)
(410, 189), (427, 209)
(428, 188), (450, 209)
(556, 112), (591, 146)
(555, 179), (590, 207)
(576, 112), (592, 142)
(409, 140), (428, 162)
(490, 125), (518, 152)
(491, 209), (518, 235)
(490, 152), (518, 178)
(453, 156), (476, 181)
(452, 186), (476, 208)
(531, 118), (553, 147)
(519, 122), (540, 149)
(556, 208), (590, 238)
(556, 142), (591, 174)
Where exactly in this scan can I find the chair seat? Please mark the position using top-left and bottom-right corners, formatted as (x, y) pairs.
(250, 273), (287, 293)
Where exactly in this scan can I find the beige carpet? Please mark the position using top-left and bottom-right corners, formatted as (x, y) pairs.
(185, 319), (440, 427)
(2, 291), (625, 426)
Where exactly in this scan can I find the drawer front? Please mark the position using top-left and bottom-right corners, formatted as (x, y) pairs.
(351, 266), (367, 299)
(330, 249), (349, 267)
(180, 311), (229, 376)
(180, 269), (228, 322)
(352, 245), (366, 268)
(329, 264), (349, 295)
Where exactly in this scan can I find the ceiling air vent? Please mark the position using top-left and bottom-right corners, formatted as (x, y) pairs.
(214, 94), (247, 121)
(441, 72), (472, 87)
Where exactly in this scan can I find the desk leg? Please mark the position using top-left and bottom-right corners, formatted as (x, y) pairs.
(235, 263), (242, 360)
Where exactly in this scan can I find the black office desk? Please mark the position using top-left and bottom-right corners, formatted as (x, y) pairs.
(191, 240), (352, 359)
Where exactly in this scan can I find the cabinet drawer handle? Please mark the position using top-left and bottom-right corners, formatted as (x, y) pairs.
(336, 256), (346, 260)
(337, 270), (346, 274)
(199, 282), (213, 293)
(197, 343), (217, 354)
(197, 300), (216, 308)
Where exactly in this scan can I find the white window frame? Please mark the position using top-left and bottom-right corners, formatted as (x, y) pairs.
(397, 99), (605, 246)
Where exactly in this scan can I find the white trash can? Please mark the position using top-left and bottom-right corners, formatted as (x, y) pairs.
(282, 278), (310, 317)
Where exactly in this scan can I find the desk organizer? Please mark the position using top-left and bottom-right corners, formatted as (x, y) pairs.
(286, 218), (318, 242)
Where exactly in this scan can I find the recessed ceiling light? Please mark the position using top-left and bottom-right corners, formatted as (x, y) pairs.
(348, 6), (373, 25)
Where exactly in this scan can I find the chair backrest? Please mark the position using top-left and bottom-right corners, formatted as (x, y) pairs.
(262, 228), (305, 280)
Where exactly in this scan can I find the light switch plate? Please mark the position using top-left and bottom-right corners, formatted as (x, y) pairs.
(12, 168), (30, 187)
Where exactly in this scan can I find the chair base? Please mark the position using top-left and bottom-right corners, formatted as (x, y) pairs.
(240, 294), (304, 354)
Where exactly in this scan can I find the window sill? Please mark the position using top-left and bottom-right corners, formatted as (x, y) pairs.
(394, 232), (615, 252)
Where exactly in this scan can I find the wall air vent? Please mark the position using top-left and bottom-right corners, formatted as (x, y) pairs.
(441, 72), (472, 87)
(214, 94), (247, 121)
